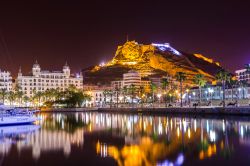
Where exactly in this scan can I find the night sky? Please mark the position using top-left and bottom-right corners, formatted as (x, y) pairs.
(0, 0), (250, 76)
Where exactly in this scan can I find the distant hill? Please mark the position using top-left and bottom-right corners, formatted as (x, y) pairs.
(82, 41), (223, 85)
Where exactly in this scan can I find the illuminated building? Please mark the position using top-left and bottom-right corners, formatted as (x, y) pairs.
(189, 85), (250, 102)
(235, 65), (250, 83)
(111, 70), (150, 89)
(0, 69), (12, 92)
(17, 61), (83, 97)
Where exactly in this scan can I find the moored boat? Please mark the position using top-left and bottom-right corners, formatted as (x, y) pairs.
(0, 104), (40, 125)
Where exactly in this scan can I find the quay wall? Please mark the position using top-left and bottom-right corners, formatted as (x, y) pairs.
(40, 107), (250, 116)
(97, 107), (250, 116)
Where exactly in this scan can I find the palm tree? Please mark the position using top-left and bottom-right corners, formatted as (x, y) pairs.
(122, 86), (128, 104)
(150, 83), (157, 106)
(216, 69), (231, 108)
(103, 90), (109, 106)
(108, 90), (114, 108)
(114, 87), (120, 108)
(7, 91), (16, 106)
(139, 86), (145, 108)
(129, 84), (136, 107)
(161, 78), (169, 104)
(23, 96), (30, 107)
(0, 88), (8, 104)
(34, 91), (43, 107)
(175, 72), (186, 107)
(193, 74), (207, 103)
(229, 77), (237, 101)
(14, 84), (24, 106)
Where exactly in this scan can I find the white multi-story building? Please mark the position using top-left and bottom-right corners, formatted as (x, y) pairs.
(123, 70), (142, 87)
(235, 65), (250, 83)
(111, 70), (150, 89)
(17, 61), (83, 97)
(0, 69), (12, 91)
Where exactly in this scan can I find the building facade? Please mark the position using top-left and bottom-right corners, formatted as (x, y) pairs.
(189, 86), (250, 101)
(111, 70), (150, 89)
(0, 69), (12, 91)
(17, 61), (83, 97)
(235, 65), (250, 83)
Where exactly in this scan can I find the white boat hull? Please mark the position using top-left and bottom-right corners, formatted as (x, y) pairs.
(0, 116), (39, 125)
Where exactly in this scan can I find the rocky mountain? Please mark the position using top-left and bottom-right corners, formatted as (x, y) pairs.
(82, 41), (223, 85)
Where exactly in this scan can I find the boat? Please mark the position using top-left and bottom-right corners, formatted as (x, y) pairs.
(0, 104), (40, 126)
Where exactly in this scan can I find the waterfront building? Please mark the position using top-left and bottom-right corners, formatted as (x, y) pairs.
(0, 69), (12, 92)
(189, 86), (250, 105)
(123, 70), (141, 87)
(235, 64), (250, 83)
(111, 70), (150, 89)
(17, 61), (83, 97)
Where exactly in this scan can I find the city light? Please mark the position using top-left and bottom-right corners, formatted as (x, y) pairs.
(152, 43), (181, 55)
(99, 62), (105, 67)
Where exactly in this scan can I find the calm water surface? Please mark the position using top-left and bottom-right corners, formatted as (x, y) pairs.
(0, 112), (250, 166)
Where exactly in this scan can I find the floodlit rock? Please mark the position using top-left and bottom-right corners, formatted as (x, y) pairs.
(82, 41), (224, 85)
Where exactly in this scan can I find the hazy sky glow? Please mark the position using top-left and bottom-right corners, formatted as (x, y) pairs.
(0, 0), (249, 75)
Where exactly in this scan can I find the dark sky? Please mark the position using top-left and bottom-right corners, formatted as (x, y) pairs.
(0, 0), (250, 76)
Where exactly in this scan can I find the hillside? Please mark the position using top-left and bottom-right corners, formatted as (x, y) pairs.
(82, 41), (223, 85)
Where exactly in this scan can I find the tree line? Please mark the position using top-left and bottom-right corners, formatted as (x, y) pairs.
(0, 84), (91, 108)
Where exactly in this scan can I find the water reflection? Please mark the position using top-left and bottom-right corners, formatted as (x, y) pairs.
(0, 113), (250, 166)
(0, 125), (40, 155)
(82, 113), (250, 166)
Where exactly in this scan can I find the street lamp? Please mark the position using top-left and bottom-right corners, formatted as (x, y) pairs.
(157, 93), (162, 107)
(238, 88), (242, 99)
(186, 89), (190, 106)
(208, 88), (214, 106)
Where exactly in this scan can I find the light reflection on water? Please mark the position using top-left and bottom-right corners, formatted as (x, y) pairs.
(0, 112), (250, 166)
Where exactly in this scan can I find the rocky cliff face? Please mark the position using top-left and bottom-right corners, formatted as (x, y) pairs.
(83, 41), (223, 85)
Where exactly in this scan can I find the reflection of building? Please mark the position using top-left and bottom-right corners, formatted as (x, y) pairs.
(0, 69), (12, 91)
(17, 61), (83, 97)
(17, 128), (84, 159)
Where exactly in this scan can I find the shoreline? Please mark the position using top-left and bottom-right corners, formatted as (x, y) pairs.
(40, 106), (250, 116)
